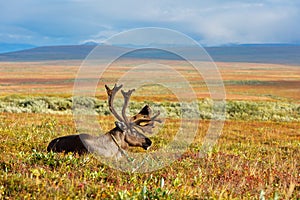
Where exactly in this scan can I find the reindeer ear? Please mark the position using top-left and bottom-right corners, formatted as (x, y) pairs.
(138, 105), (151, 116)
(130, 105), (152, 123)
(115, 121), (127, 132)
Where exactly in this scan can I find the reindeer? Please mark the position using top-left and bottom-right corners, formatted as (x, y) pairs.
(47, 84), (161, 159)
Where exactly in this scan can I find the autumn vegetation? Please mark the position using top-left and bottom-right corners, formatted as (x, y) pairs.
(0, 60), (299, 199)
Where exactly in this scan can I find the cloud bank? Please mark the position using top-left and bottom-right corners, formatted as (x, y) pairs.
(1, 0), (300, 46)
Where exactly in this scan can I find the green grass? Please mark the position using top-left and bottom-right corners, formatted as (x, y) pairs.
(0, 107), (299, 199)
(0, 95), (299, 122)
(223, 80), (275, 86)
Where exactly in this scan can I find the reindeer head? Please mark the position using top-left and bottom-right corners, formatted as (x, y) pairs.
(105, 84), (161, 150)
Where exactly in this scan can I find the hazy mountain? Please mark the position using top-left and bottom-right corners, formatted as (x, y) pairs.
(206, 45), (300, 65)
(0, 45), (94, 61)
(0, 43), (36, 53)
(81, 41), (99, 46)
(0, 43), (300, 65)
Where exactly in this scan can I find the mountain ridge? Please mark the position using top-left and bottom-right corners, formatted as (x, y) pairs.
(0, 43), (300, 65)
(0, 43), (36, 54)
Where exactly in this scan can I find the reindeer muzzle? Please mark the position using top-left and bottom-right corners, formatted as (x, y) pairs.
(142, 138), (152, 150)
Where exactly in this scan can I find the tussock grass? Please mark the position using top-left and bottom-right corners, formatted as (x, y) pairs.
(0, 112), (299, 199)
(0, 95), (299, 122)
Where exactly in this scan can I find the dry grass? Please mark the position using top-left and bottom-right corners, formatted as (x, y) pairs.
(0, 113), (299, 199)
(0, 59), (299, 199)
(0, 60), (299, 101)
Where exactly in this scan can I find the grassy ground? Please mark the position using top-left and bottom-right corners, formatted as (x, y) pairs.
(1, 61), (299, 101)
(0, 96), (299, 122)
(0, 60), (299, 199)
(0, 112), (299, 199)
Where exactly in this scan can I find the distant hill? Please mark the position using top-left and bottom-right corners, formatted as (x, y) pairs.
(0, 43), (36, 54)
(0, 44), (300, 65)
(0, 45), (95, 61)
(206, 45), (300, 65)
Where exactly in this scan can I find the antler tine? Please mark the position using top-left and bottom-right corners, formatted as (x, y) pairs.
(121, 89), (135, 127)
(105, 84), (124, 122)
(151, 111), (162, 123)
(135, 124), (154, 134)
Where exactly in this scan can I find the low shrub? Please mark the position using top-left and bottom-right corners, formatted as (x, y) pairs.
(0, 95), (299, 122)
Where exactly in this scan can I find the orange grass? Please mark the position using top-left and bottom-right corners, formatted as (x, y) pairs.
(0, 112), (299, 199)
(0, 60), (299, 101)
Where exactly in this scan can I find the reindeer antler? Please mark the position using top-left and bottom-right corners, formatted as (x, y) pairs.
(105, 84), (134, 128)
(105, 84), (124, 122)
(121, 89), (135, 128)
(105, 84), (161, 134)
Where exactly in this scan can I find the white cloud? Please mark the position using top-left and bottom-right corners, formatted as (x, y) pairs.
(0, 0), (300, 46)
(180, 1), (300, 45)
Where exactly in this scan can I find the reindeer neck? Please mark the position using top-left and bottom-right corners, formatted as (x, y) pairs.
(106, 126), (134, 161)
(107, 127), (128, 150)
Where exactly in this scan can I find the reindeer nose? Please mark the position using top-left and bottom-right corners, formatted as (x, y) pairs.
(146, 138), (152, 146)
(142, 138), (152, 150)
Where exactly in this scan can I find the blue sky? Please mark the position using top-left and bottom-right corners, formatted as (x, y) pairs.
(1, 0), (300, 46)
